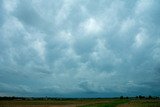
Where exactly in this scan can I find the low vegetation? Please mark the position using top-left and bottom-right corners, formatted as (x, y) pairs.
(78, 99), (129, 107)
(0, 96), (159, 107)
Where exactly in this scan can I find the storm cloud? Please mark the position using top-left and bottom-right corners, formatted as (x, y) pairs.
(0, 0), (160, 97)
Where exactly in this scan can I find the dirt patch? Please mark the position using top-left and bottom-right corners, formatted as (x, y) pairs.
(48, 105), (77, 107)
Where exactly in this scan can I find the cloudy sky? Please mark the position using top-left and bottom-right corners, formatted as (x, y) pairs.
(0, 0), (160, 97)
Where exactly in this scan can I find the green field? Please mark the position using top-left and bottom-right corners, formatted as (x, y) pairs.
(0, 99), (160, 107)
(117, 100), (160, 107)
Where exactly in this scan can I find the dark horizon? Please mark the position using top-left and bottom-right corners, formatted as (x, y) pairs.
(0, 95), (159, 99)
(0, 94), (160, 99)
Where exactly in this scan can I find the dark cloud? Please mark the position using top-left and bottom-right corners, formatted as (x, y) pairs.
(0, 0), (4, 27)
(0, 0), (160, 97)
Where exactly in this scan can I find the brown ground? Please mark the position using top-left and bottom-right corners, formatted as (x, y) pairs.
(0, 100), (110, 107)
(117, 100), (160, 107)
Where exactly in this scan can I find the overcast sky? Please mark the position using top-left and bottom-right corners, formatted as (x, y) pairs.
(0, 0), (160, 97)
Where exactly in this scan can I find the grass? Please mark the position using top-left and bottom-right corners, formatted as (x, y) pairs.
(118, 99), (160, 107)
(0, 99), (159, 107)
(0, 99), (110, 107)
(78, 99), (129, 107)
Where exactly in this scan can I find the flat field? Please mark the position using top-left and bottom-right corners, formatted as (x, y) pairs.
(0, 99), (160, 107)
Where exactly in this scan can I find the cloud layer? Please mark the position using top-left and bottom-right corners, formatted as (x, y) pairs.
(0, 0), (160, 97)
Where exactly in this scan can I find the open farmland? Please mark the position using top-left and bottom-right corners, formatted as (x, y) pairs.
(117, 99), (160, 107)
(0, 99), (125, 107)
(0, 99), (160, 107)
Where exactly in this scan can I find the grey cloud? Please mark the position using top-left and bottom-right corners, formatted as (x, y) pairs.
(0, 0), (160, 97)
(13, 0), (54, 35)
(74, 37), (96, 55)
(0, 0), (4, 27)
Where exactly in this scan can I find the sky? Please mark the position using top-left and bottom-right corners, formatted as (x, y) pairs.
(0, 0), (160, 98)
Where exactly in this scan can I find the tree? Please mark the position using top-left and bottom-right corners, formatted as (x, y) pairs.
(120, 96), (124, 99)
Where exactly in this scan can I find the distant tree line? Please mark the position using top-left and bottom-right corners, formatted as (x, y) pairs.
(0, 95), (159, 101)
(0, 96), (91, 101)
(119, 95), (159, 99)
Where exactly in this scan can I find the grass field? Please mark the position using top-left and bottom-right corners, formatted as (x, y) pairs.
(117, 100), (160, 107)
(0, 99), (160, 107)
